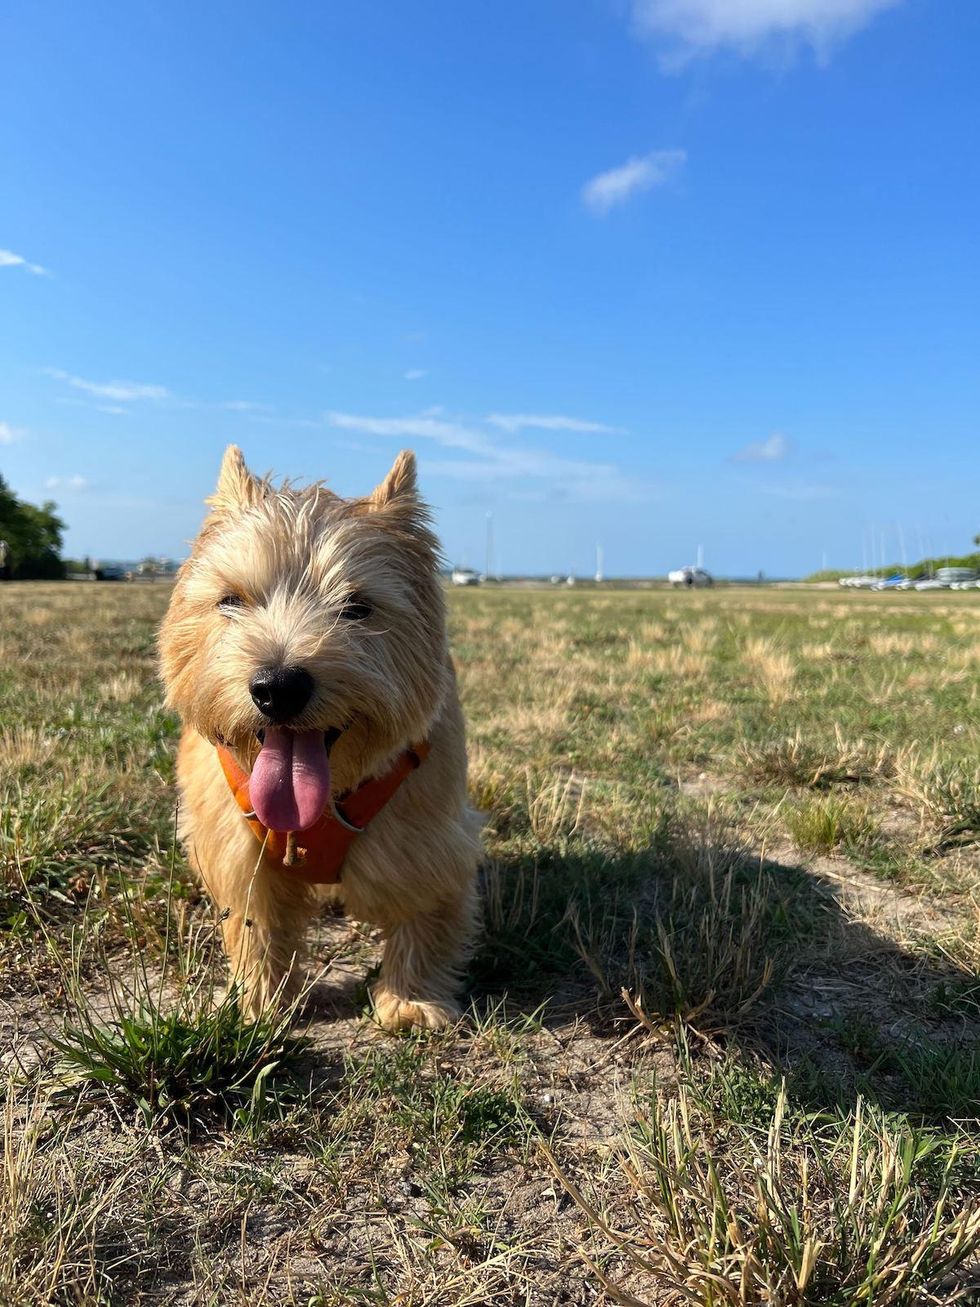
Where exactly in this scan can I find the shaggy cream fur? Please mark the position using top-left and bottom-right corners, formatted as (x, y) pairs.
(159, 447), (482, 1029)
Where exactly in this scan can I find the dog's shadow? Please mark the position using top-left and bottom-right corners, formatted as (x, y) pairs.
(467, 838), (980, 1123)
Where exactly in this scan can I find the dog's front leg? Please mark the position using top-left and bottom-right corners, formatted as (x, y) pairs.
(371, 887), (475, 1032)
(214, 864), (314, 1019)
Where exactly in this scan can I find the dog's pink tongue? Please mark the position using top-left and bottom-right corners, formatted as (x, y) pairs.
(249, 728), (332, 833)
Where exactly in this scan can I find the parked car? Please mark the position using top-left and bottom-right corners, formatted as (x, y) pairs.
(450, 567), (480, 587)
(93, 561), (127, 581)
(668, 566), (713, 588)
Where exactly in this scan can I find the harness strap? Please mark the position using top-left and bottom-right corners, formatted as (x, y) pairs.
(217, 740), (430, 885)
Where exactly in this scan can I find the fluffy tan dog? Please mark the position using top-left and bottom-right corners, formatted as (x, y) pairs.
(159, 446), (481, 1030)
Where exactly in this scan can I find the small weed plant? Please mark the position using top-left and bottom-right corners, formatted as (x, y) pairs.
(41, 880), (309, 1132)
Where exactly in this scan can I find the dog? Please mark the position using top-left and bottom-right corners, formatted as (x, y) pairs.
(159, 446), (482, 1030)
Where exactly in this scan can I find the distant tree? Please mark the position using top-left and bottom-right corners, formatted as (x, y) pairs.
(0, 475), (66, 578)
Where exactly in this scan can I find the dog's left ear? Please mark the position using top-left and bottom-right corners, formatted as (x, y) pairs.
(207, 445), (262, 511)
(369, 450), (417, 509)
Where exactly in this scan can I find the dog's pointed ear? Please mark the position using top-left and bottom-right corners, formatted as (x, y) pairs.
(369, 450), (417, 509)
(207, 445), (261, 510)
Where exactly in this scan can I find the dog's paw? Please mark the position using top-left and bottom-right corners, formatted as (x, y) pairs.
(371, 986), (460, 1033)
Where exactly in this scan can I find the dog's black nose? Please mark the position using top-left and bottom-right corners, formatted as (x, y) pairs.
(249, 666), (314, 723)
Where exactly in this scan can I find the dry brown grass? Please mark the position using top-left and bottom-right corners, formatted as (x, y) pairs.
(741, 635), (797, 705)
(0, 580), (979, 1303)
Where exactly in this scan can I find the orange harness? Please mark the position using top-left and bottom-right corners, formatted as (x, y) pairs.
(217, 741), (430, 885)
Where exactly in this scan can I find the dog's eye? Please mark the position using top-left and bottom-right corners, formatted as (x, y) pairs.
(217, 594), (244, 613)
(339, 594), (372, 621)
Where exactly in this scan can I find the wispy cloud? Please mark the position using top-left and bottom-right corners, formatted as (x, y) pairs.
(54, 396), (129, 416)
(325, 409), (651, 502)
(0, 247), (50, 276)
(0, 421), (25, 445)
(403, 369), (428, 382)
(326, 411), (490, 455)
(582, 149), (686, 215)
(220, 399), (272, 413)
(487, 413), (622, 435)
(249, 414), (323, 430)
(46, 375), (284, 417)
(45, 474), (90, 491)
(630, 0), (900, 63)
(755, 480), (838, 501)
(731, 432), (791, 463)
(44, 369), (170, 403)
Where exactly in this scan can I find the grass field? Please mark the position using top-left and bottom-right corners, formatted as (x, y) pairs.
(1, 581), (979, 1305)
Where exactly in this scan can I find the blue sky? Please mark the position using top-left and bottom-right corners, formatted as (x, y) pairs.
(2, 0), (977, 577)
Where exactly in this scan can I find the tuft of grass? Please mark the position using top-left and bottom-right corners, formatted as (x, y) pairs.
(50, 991), (308, 1131)
(551, 1082), (980, 1306)
(741, 635), (797, 705)
(931, 975), (980, 1021)
(616, 814), (824, 1031)
(907, 758), (980, 849)
(828, 1013), (980, 1122)
(480, 808), (820, 1032)
(476, 843), (654, 992)
(39, 876), (309, 1133)
(740, 727), (893, 791)
(786, 795), (880, 857)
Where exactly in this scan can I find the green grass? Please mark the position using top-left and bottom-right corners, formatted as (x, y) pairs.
(911, 758), (980, 849)
(739, 728), (895, 791)
(35, 876), (312, 1133)
(785, 794), (881, 856)
(51, 994), (309, 1131)
(825, 1012), (980, 1122)
(1, 580), (979, 1303)
(555, 1076), (980, 1306)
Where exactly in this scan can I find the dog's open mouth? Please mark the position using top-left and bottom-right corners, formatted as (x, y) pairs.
(249, 728), (339, 834)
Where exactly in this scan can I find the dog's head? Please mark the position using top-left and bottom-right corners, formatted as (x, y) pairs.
(159, 446), (447, 831)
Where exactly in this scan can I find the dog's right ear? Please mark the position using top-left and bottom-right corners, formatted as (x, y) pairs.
(207, 445), (261, 511)
(368, 449), (418, 510)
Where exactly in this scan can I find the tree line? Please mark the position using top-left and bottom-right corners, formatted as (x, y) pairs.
(0, 474), (66, 579)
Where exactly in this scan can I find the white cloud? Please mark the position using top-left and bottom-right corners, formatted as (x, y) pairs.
(631, 0), (900, 62)
(755, 480), (838, 500)
(487, 413), (622, 435)
(403, 369), (428, 382)
(731, 432), (791, 462)
(582, 149), (686, 215)
(325, 409), (651, 502)
(45, 475), (90, 491)
(249, 414), (322, 429)
(220, 400), (272, 413)
(0, 247), (50, 276)
(326, 411), (491, 455)
(425, 453), (649, 502)
(45, 368), (170, 402)
(0, 421), (24, 445)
